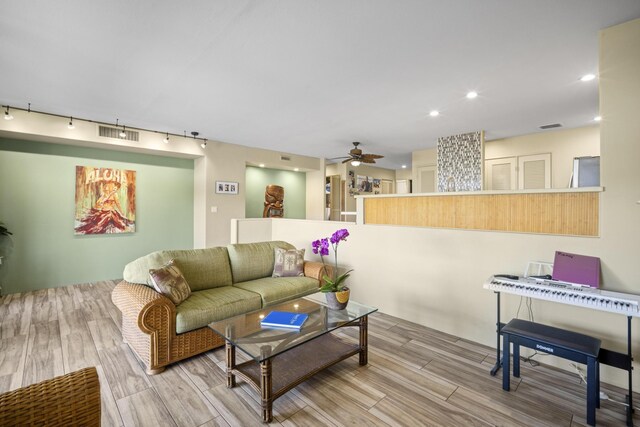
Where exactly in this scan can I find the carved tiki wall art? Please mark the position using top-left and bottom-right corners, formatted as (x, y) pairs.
(263, 185), (284, 218)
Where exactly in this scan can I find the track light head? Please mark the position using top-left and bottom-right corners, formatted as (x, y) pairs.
(4, 106), (13, 121)
(119, 126), (127, 138)
(68, 117), (75, 129)
(201, 139), (207, 149)
(163, 133), (170, 143)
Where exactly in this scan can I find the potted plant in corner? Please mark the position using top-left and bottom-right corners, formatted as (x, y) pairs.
(312, 228), (352, 310)
(0, 221), (13, 295)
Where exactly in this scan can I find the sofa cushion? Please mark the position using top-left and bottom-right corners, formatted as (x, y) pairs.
(233, 276), (318, 307)
(175, 286), (262, 334)
(148, 259), (191, 305)
(227, 241), (294, 283)
(123, 247), (233, 291)
(272, 248), (305, 277)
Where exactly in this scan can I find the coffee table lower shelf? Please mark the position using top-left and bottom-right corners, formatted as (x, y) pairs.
(226, 333), (365, 423)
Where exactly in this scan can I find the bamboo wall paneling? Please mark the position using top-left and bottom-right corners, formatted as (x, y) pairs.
(363, 191), (599, 236)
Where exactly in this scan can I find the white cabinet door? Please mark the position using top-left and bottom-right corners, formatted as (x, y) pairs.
(485, 157), (517, 190)
(518, 153), (551, 189)
(396, 180), (410, 194)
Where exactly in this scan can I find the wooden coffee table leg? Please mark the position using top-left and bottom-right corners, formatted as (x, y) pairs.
(359, 315), (368, 365)
(226, 341), (236, 388)
(260, 358), (273, 423)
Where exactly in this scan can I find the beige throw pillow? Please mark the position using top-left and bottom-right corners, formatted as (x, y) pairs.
(272, 248), (305, 277)
(148, 259), (192, 305)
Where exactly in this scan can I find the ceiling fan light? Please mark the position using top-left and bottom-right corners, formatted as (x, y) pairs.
(351, 160), (361, 167)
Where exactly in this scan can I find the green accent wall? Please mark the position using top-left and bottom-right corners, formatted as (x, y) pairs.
(245, 166), (306, 219)
(0, 138), (194, 294)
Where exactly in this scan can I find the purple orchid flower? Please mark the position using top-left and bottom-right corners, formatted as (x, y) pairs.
(312, 229), (352, 292)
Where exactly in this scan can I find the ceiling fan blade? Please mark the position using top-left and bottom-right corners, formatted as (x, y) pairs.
(361, 154), (384, 159)
(328, 156), (350, 160)
(341, 158), (353, 164)
(361, 158), (376, 164)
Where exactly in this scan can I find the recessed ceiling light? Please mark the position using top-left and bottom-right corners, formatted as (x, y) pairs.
(594, 116), (602, 122)
(293, 168), (299, 172)
(259, 164), (265, 168)
(466, 91), (478, 99)
(580, 74), (596, 82)
(429, 110), (439, 117)
(401, 165), (407, 169)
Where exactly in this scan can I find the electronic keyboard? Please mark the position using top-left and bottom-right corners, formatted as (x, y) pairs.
(483, 275), (640, 317)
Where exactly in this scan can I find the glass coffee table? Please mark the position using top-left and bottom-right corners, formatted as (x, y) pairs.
(208, 292), (377, 423)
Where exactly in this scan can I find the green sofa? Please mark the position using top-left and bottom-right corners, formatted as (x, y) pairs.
(111, 241), (328, 374)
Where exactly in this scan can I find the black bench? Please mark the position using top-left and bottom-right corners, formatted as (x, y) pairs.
(502, 318), (601, 426)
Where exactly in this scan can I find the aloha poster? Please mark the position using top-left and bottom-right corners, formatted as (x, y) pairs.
(74, 166), (136, 235)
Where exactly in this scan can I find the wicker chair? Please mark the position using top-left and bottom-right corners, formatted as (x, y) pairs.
(0, 367), (101, 426)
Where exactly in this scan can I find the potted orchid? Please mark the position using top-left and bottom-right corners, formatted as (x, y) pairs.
(312, 228), (352, 309)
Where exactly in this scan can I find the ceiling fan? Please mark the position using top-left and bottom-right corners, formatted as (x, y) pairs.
(331, 142), (384, 165)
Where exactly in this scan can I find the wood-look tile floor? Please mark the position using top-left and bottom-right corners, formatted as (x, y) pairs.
(1, 280), (638, 426)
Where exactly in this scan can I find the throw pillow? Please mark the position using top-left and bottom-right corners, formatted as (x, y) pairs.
(272, 248), (305, 277)
(148, 259), (192, 305)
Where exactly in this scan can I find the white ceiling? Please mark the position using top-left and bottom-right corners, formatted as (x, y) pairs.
(2, 1), (640, 169)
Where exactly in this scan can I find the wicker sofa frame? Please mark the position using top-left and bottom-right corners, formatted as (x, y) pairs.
(112, 261), (329, 375)
(0, 367), (100, 426)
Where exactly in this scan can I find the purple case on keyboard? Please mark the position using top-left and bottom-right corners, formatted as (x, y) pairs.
(552, 251), (601, 288)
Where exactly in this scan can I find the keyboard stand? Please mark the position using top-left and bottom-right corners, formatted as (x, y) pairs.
(488, 290), (635, 426)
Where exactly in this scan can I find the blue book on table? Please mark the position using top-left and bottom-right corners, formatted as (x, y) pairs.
(260, 311), (308, 329)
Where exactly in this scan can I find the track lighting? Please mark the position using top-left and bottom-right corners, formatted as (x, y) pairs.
(4, 106), (211, 148)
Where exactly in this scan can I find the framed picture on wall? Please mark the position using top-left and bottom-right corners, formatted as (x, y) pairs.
(74, 166), (136, 235)
(216, 181), (239, 195)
